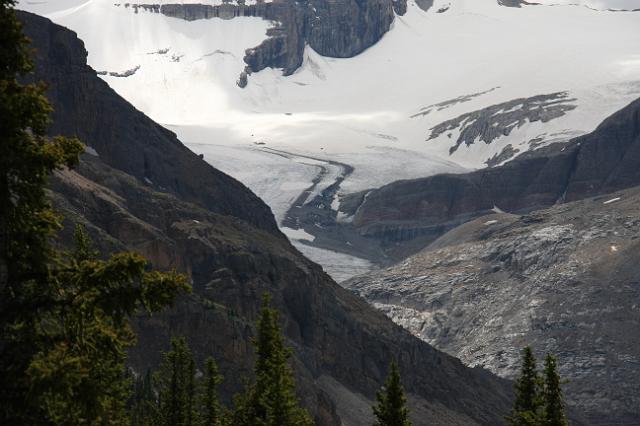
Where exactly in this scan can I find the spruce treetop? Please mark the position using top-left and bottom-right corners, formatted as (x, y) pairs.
(373, 360), (411, 426)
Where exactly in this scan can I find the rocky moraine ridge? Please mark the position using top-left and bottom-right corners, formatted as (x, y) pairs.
(346, 186), (640, 424)
(340, 95), (640, 424)
(127, 0), (406, 86)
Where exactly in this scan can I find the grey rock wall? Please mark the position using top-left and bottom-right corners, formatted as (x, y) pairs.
(144, 0), (405, 81)
(347, 96), (640, 257)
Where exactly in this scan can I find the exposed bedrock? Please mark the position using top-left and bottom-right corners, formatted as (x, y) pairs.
(20, 11), (516, 426)
(346, 187), (640, 424)
(22, 7), (277, 233)
(424, 92), (577, 154)
(345, 96), (640, 257)
(414, 0), (434, 12)
(497, 0), (529, 7)
(147, 0), (405, 77)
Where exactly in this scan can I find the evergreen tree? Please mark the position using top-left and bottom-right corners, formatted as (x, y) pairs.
(1, 1), (84, 421)
(203, 357), (225, 426)
(0, 2), (190, 422)
(507, 346), (544, 426)
(542, 354), (568, 426)
(25, 226), (189, 424)
(156, 337), (201, 426)
(130, 369), (157, 426)
(372, 360), (412, 426)
(187, 357), (198, 426)
(231, 293), (313, 426)
(229, 385), (253, 426)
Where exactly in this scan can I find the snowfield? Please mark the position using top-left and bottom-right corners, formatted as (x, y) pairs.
(533, 0), (638, 9)
(18, 0), (640, 280)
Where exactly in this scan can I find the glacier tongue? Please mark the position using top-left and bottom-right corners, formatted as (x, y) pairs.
(17, 0), (640, 279)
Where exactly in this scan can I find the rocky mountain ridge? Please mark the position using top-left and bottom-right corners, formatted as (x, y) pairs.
(346, 185), (640, 424)
(131, 0), (406, 85)
(20, 10), (515, 425)
(340, 96), (640, 260)
(27, 6), (277, 233)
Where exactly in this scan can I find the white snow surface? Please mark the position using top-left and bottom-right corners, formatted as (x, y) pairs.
(532, 0), (639, 10)
(603, 197), (622, 204)
(281, 227), (316, 242)
(18, 0), (640, 175)
(17, 0), (640, 280)
(294, 244), (374, 283)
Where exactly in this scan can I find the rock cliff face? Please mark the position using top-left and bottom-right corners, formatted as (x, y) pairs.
(20, 11), (514, 426)
(424, 92), (577, 155)
(24, 6), (277, 233)
(140, 0), (405, 80)
(346, 96), (640, 258)
(346, 186), (640, 425)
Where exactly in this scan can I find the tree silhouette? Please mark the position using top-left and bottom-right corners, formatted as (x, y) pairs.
(372, 360), (412, 426)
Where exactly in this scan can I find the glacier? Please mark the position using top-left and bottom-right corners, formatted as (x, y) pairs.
(18, 0), (640, 280)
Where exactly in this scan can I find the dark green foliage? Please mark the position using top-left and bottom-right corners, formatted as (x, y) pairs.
(25, 226), (189, 425)
(0, 2), (190, 422)
(140, 338), (229, 426)
(130, 369), (157, 426)
(507, 348), (569, 426)
(231, 294), (314, 426)
(187, 357), (198, 426)
(542, 354), (568, 426)
(203, 357), (225, 426)
(0, 0), (83, 312)
(1, 3), (84, 420)
(155, 337), (198, 426)
(372, 360), (411, 426)
(507, 346), (544, 426)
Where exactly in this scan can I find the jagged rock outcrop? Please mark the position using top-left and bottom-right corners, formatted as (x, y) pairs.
(345, 96), (640, 258)
(425, 92), (577, 154)
(414, 0), (434, 12)
(20, 11), (514, 425)
(346, 186), (640, 425)
(140, 0), (405, 78)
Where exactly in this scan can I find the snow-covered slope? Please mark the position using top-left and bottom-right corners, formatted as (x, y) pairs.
(18, 0), (640, 279)
(532, 0), (638, 9)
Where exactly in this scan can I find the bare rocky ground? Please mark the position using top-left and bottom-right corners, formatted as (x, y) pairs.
(346, 186), (640, 425)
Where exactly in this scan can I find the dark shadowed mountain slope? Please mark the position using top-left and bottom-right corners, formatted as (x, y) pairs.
(19, 11), (515, 425)
(346, 97), (640, 259)
(23, 10), (277, 233)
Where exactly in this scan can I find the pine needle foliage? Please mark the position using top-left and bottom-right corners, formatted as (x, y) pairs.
(130, 369), (156, 426)
(25, 225), (189, 425)
(542, 354), (568, 426)
(507, 346), (544, 426)
(506, 347), (570, 426)
(203, 357), (225, 426)
(155, 337), (200, 426)
(231, 293), (314, 426)
(0, 3), (190, 422)
(372, 360), (412, 426)
(1, 3), (85, 420)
